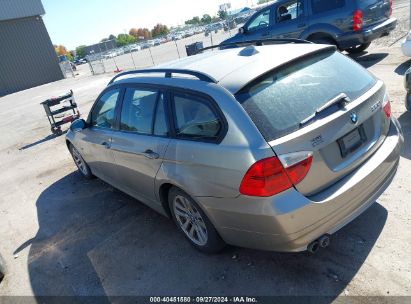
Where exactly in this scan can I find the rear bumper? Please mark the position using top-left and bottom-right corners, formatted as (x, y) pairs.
(337, 18), (397, 49)
(198, 117), (403, 252)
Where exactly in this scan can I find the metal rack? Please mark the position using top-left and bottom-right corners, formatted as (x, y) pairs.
(40, 90), (80, 135)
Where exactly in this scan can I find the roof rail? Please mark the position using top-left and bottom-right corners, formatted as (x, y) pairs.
(194, 38), (313, 55)
(108, 68), (217, 85)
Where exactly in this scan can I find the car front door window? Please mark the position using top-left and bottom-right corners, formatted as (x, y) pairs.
(247, 8), (271, 32)
(91, 89), (120, 129)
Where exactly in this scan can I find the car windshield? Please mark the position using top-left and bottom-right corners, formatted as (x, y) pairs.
(235, 50), (377, 141)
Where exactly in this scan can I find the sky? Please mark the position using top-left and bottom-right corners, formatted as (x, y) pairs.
(42, 0), (253, 50)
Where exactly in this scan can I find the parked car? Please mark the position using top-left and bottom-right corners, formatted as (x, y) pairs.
(67, 41), (403, 254)
(401, 30), (411, 57)
(73, 58), (87, 65)
(405, 67), (411, 112)
(130, 44), (142, 52)
(224, 19), (237, 31)
(104, 52), (116, 59)
(222, 0), (396, 54)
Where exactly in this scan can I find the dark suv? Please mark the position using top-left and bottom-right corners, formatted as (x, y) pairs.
(222, 0), (396, 53)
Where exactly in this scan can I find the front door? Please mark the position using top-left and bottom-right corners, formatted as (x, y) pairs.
(80, 88), (121, 184)
(243, 7), (274, 40)
(109, 87), (171, 205)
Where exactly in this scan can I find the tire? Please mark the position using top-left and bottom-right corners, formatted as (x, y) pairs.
(168, 187), (225, 254)
(69, 143), (94, 179)
(345, 42), (371, 54)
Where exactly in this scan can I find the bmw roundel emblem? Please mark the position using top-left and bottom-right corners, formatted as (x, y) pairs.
(350, 112), (359, 124)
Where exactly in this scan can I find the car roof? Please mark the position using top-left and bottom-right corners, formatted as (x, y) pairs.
(116, 44), (332, 94)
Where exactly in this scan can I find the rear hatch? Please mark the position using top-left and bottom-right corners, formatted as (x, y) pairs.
(357, 0), (392, 27)
(235, 48), (391, 196)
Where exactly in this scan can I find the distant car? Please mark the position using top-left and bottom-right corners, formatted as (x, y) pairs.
(405, 67), (411, 111)
(130, 45), (141, 52)
(222, 0), (397, 54)
(401, 30), (411, 57)
(67, 40), (402, 254)
(104, 52), (116, 59)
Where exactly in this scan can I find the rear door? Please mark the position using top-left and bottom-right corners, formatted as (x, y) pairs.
(357, 0), (391, 27)
(109, 87), (171, 204)
(235, 48), (391, 196)
(271, 0), (308, 38)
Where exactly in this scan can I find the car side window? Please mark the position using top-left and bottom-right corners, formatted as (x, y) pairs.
(172, 93), (222, 141)
(311, 0), (345, 15)
(120, 88), (158, 134)
(91, 89), (120, 129)
(277, 1), (304, 23)
(247, 8), (271, 32)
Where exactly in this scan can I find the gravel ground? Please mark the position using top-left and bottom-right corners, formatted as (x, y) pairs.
(0, 0), (410, 301)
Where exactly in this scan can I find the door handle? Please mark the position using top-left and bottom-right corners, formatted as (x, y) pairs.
(142, 149), (159, 159)
(101, 142), (111, 149)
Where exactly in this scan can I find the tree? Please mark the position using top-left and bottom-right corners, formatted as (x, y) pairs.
(185, 16), (200, 25)
(218, 10), (228, 20)
(75, 45), (86, 58)
(151, 23), (169, 38)
(129, 28), (139, 39)
(108, 34), (116, 40)
(54, 44), (73, 60)
(116, 34), (136, 47)
(201, 14), (212, 24)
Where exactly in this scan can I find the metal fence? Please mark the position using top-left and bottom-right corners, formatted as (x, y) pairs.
(85, 28), (238, 76)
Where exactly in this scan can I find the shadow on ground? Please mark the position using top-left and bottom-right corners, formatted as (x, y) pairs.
(395, 59), (411, 76)
(348, 52), (389, 68)
(15, 172), (387, 301)
(19, 131), (67, 151)
(398, 111), (411, 159)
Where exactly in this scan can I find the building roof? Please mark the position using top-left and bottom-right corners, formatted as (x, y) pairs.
(0, 0), (45, 22)
(155, 44), (330, 94)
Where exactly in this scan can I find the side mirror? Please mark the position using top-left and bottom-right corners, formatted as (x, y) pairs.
(70, 118), (87, 132)
(405, 67), (411, 92)
(239, 27), (245, 35)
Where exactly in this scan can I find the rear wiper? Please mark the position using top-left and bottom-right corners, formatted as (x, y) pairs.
(299, 93), (351, 127)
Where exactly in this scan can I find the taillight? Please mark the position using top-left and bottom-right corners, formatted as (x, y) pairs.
(353, 9), (363, 31)
(382, 93), (391, 119)
(239, 152), (312, 197)
(389, 0), (393, 16)
(279, 152), (313, 185)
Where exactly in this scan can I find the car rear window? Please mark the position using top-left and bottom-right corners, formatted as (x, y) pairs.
(235, 50), (376, 142)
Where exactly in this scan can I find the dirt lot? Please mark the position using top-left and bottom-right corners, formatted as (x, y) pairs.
(0, 0), (410, 301)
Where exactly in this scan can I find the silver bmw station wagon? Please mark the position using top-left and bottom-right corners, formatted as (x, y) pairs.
(66, 40), (403, 253)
